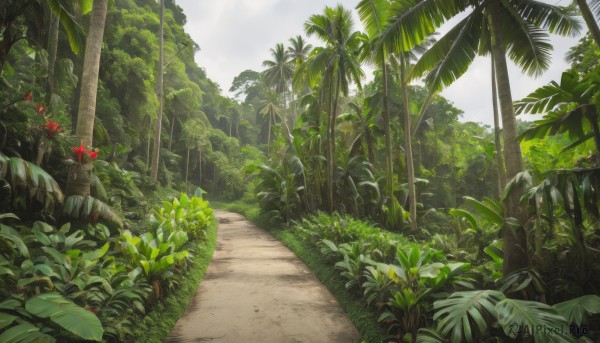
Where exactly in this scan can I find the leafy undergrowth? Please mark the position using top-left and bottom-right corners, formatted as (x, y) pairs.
(213, 200), (387, 342)
(130, 219), (217, 342)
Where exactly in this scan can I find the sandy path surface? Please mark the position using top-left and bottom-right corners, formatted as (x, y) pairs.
(165, 210), (362, 343)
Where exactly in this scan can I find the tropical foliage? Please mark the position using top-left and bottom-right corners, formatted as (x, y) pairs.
(1, 0), (600, 341)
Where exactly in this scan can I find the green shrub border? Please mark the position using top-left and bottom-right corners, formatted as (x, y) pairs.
(130, 219), (218, 342)
(212, 201), (388, 342)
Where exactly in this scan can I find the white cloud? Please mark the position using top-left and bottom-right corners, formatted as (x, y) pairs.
(175, 0), (584, 125)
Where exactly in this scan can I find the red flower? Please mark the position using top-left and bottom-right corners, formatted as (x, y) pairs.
(24, 92), (33, 102)
(43, 119), (62, 138)
(35, 104), (46, 115)
(87, 149), (98, 160)
(72, 144), (86, 162)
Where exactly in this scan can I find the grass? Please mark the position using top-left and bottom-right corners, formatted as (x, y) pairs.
(215, 200), (388, 342)
(130, 219), (218, 342)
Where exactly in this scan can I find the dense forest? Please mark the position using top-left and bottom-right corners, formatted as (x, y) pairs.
(1, 0), (599, 342)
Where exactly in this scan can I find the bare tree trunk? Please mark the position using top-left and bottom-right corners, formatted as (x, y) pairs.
(400, 54), (417, 232)
(382, 56), (394, 202)
(67, 0), (107, 197)
(45, 10), (59, 103)
(490, 6), (529, 277)
(150, 0), (164, 182)
(75, 0), (108, 147)
(491, 55), (507, 196)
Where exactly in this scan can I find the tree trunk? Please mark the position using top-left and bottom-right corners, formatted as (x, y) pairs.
(168, 114), (175, 150)
(576, 0), (600, 48)
(585, 109), (600, 154)
(329, 75), (342, 212)
(490, 6), (529, 277)
(45, 10), (59, 104)
(491, 55), (507, 196)
(66, 163), (93, 196)
(401, 55), (417, 232)
(150, 0), (164, 182)
(198, 148), (202, 186)
(185, 147), (189, 192)
(382, 56), (394, 201)
(267, 114), (271, 153)
(75, 0), (108, 147)
(326, 69), (335, 212)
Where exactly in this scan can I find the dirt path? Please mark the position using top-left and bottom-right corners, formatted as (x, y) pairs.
(165, 210), (361, 343)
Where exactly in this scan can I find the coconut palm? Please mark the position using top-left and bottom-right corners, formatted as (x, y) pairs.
(262, 43), (294, 135)
(66, 0), (108, 197)
(287, 35), (313, 67)
(381, 0), (579, 275)
(301, 5), (364, 211)
(258, 93), (284, 154)
(357, 0), (395, 214)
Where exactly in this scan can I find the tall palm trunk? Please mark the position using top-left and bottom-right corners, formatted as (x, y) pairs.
(382, 56), (394, 201)
(329, 74), (342, 212)
(490, 5), (529, 276)
(576, 0), (600, 48)
(66, 0), (107, 197)
(491, 55), (507, 196)
(150, 0), (164, 182)
(400, 54), (417, 231)
(326, 68), (336, 212)
(75, 0), (107, 147)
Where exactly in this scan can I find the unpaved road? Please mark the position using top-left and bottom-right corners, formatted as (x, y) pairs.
(165, 210), (361, 343)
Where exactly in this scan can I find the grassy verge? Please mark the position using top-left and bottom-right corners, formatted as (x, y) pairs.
(130, 219), (218, 342)
(215, 200), (387, 342)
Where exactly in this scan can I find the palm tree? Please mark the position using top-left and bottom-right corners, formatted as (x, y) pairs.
(357, 0), (395, 214)
(381, 0), (580, 275)
(287, 35), (312, 123)
(258, 93), (284, 154)
(66, 0), (107, 197)
(302, 5), (364, 211)
(287, 35), (313, 67)
(262, 43), (294, 135)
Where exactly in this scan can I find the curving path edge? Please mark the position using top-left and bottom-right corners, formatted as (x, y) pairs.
(165, 210), (361, 343)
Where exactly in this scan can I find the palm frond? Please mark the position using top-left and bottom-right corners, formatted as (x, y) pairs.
(496, 298), (571, 343)
(512, 0), (582, 37)
(62, 195), (122, 227)
(381, 0), (470, 53)
(356, 0), (389, 37)
(413, 12), (483, 91)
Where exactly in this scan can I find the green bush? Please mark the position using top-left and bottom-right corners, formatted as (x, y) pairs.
(151, 193), (214, 241)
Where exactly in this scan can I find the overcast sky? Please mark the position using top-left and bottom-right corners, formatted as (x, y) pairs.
(175, 0), (584, 126)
